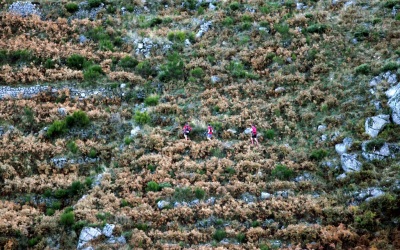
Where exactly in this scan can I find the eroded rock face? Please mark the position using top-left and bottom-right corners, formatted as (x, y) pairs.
(365, 114), (390, 138)
(335, 137), (353, 155)
(102, 224), (115, 238)
(341, 153), (361, 173)
(386, 83), (400, 124)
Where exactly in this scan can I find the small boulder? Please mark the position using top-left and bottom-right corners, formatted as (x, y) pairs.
(365, 114), (390, 138)
(77, 227), (102, 249)
(317, 125), (327, 132)
(157, 200), (170, 209)
(341, 153), (361, 173)
(261, 192), (272, 200)
(102, 224), (115, 238)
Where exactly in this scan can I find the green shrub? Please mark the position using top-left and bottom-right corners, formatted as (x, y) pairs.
(72, 220), (88, 231)
(355, 64), (370, 75)
(396, 13), (400, 21)
(236, 233), (246, 243)
(66, 54), (86, 70)
(134, 111), (150, 125)
(213, 229), (227, 241)
(54, 189), (68, 198)
(67, 141), (79, 154)
(381, 62), (399, 72)
(167, 31), (187, 43)
(9, 49), (32, 63)
(99, 39), (114, 51)
(43, 189), (52, 197)
(229, 2), (240, 11)
(241, 15), (252, 22)
(158, 52), (185, 81)
(88, 148), (97, 158)
(222, 17), (234, 26)
(69, 181), (84, 195)
(52, 201), (62, 210)
(124, 137), (132, 145)
(274, 23), (290, 36)
(120, 199), (130, 207)
(119, 56), (138, 70)
(66, 110), (90, 128)
(60, 211), (75, 226)
(135, 223), (149, 231)
(173, 187), (194, 201)
(88, 0), (104, 8)
(225, 167), (236, 175)
(28, 237), (40, 247)
(146, 181), (161, 192)
(46, 208), (55, 216)
(44, 59), (55, 69)
(47, 120), (67, 137)
(251, 220), (260, 227)
(194, 187), (206, 200)
(190, 67), (205, 78)
(260, 6), (270, 14)
(83, 64), (104, 82)
(144, 95), (159, 106)
(306, 23), (327, 33)
(271, 164), (295, 180)
(135, 60), (154, 77)
(85, 177), (93, 187)
(227, 61), (247, 78)
(65, 2), (79, 12)
(240, 22), (252, 31)
(310, 149), (328, 160)
(264, 129), (275, 139)
(147, 164), (156, 172)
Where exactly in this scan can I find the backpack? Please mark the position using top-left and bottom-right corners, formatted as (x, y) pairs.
(208, 126), (213, 134)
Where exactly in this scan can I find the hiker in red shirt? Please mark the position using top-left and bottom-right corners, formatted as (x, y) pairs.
(207, 124), (213, 141)
(251, 123), (258, 146)
(182, 122), (192, 140)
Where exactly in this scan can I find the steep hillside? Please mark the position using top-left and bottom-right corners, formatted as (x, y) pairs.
(0, 0), (399, 249)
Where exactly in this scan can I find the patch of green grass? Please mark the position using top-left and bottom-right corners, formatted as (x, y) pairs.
(146, 181), (161, 192)
(144, 94), (159, 106)
(229, 2), (240, 11)
(66, 54), (86, 70)
(67, 141), (79, 154)
(222, 16), (234, 26)
(271, 164), (295, 180)
(381, 62), (399, 72)
(83, 64), (104, 82)
(190, 67), (205, 78)
(306, 23), (327, 34)
(213, 229), (227, 241)
(88, 148), (97, 158)
(47, 120), (68, 138)
(194, 187), (206, 200)
(310, 149), (328, 161)
(60, 211), (75, 226)
(134, 111), (150, 125)
(118, 56), (138, 70)
(274, 23), (290, 36)
(354, 63), (371, 75)
(65, 2), (79, 13)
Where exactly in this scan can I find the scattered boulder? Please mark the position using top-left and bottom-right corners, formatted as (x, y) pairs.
(157, 200), (170, 209)
(210, 75), (220, 84)
(196, 20), (212, 38)
(386, 83), (400, 124)
(274, 87), (285, 94)
(261, 192), (272, 200)
(365, 114), (390, 138)
(102, 224), (115, 238)
(241, 192), (257, 203)
(317, 125), (327, 132)
(340, 153), (361, 173)
(77, 227), (102, 249)
(335, 137), (353, 155)
(130, 126), (141, 136)
(58, 108), (67, 117)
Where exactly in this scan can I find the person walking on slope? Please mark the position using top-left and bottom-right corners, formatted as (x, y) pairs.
(206, 124), (213, 141)
(251, 123), (258, 146)
(182, 122), (192, 140)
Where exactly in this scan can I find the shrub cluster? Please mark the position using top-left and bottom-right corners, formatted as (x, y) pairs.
(47, 110), (90, 138)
